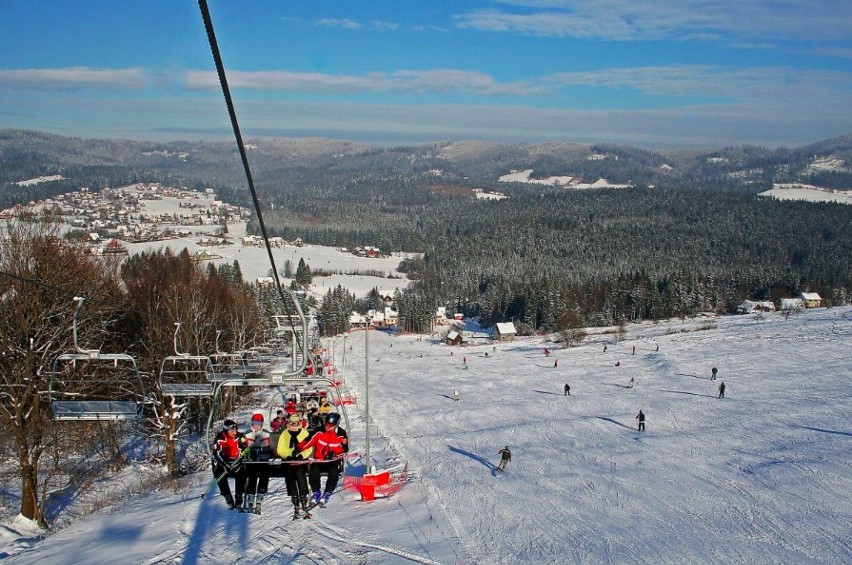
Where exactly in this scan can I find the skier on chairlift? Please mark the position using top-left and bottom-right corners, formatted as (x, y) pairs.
(244, 412), (271, 512)
(277, 413), (313, 517)
(211, 419), (248, 509)
(299, 412), (349, 508)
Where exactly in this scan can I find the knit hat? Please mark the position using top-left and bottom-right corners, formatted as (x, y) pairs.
(223, 419), (237, 431)
(250, 412), (264, 426)
(287, 414), (301, 425)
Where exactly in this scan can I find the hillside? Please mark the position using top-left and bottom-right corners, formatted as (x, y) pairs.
(2, 130), (852, 208)
(2, 306), (851, 564)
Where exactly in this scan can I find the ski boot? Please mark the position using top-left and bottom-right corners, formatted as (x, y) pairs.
(224, 494), (235, 509)
(234, 495), (243, 511)
(319, 491), (331, 507)
(291, 496), (302, 520)
(253, 494), (263, 515)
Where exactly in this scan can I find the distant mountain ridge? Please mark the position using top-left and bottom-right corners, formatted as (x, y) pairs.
(1, 129), (851, 208)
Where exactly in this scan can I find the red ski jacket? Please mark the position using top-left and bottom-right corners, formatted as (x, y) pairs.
(212, 430), (246, 461)
(298, 428), (347, 461)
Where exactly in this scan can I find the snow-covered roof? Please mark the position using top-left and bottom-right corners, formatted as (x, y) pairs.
(494, 322), (517, 335)
(799, 292), (822, 301)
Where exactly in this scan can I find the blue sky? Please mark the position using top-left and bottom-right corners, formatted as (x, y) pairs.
(1, 0), (851, 149)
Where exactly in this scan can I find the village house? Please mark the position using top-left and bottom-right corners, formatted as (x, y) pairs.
(493, 322), (517, 342)
(349, 312), (368, 328)
(779, 298), (803, 311)
(445, 330), (463, 346)
(736, 300), (776, 314)
(798, 292), (823, 308)
(378, 290), (398, 305)
(383, 306), (399, 327)
(435, 306), (448, 326)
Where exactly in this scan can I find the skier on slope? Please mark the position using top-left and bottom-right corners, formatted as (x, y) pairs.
(636, 410), (646, 431)
(277, 413), (313, 517)
(497, 446), (512, 471)
(211, 419), (248, 509)
(298, 412), (349, 507)
(711, 367), (718, 380)
(564, 383), (570, 396)
(718, 381), (726, 398)
(244, 412), (272, 511)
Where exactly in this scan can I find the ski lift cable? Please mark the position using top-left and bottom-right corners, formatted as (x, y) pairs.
(197, 0), (308, 368)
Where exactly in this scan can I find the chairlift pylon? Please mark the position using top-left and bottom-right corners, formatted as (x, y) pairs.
(47, 297), (146, 421)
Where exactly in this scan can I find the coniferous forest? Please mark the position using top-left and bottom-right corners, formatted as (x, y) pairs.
(2, 130), (851, 335)
(260, 184), (851, 334)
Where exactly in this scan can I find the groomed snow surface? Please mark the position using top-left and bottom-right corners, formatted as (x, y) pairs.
(3, 307), (852, 564)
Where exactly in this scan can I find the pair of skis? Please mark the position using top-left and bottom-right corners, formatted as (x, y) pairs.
(294, 495), (331, 519)
(239, 493), (263, 514)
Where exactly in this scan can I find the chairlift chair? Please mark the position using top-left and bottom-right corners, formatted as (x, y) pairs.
(159, 322), (215, 397)
(47, 297), (145, 421)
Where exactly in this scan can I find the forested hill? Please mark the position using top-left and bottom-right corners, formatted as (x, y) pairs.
(2, 129), (851, 332)
(3, 130), (852, 209)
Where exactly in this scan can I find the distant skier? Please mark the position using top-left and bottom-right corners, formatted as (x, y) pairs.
(718, 381), (726, 398)
(544, 348), (550, 357)
(553, 358), (558, 368)
(603, 345), (607, 353)
(628, 377), (635, 388)
(655, 345), (659, 352)
(711, 367), (718, 380)
(453, 389), (460, 401)
(632, 345), (636, 355)
(564, 383), (570, 396)
(615, 361), (620, 367)
(497, 446), (512, 471)
(636, 410), (645, 432)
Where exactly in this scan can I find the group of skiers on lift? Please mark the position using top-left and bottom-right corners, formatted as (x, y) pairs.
(211, 398), (348, 516)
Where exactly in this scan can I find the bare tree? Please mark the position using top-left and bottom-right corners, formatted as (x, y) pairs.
(0, 214), (125, 524)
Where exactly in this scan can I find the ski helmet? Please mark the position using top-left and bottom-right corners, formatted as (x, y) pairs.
(223, 419), (238, 431)
(325, 412), (341, 426)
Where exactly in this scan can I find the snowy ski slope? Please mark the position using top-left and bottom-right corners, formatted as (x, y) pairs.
(2, 306), (851, 564)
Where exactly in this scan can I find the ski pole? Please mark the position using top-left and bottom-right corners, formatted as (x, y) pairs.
(201, 447), (250, 499)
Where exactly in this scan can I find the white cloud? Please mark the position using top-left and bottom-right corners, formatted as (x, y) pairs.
(0, 67), (147, 89)
(315, 18), (398, 31)
(316, 18), (363, 30)
(184, 69), (546, 96)
(454, 1), (852, 42)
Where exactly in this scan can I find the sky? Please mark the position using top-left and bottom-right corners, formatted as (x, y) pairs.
(2, 303), (851, 563)
(1, 1), (851, 149)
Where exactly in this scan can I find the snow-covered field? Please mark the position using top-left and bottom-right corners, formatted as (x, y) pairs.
(120, 189), (414, 301)
(2, 306), (851, 564)
(760, 184), (852, 205)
